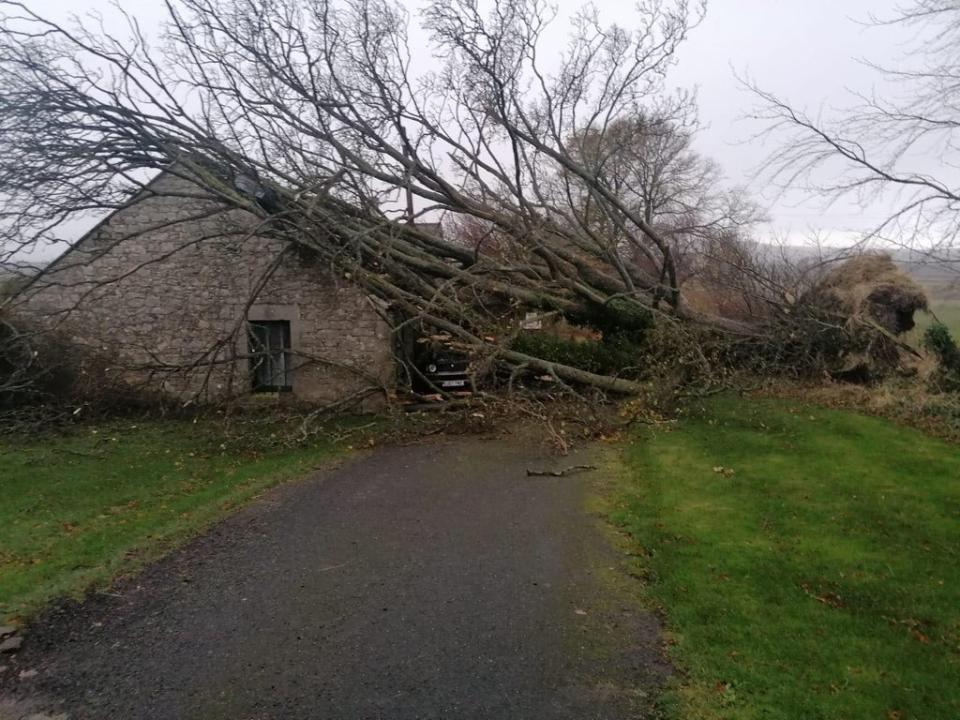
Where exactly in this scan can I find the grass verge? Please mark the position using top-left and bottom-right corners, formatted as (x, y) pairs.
(0, 415), (365, 625)
(610, 396), (960, 720)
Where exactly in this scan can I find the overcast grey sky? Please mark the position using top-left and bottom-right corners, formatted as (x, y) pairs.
(671, 0), (906, 241)
(35, 0), (909, 251)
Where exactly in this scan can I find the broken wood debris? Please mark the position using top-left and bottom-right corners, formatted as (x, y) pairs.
(525, 465), (597, 478)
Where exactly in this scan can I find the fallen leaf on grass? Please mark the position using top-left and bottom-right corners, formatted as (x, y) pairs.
(885, 616), (935, 645)
(800, 583), (846, 609)
(713, 682), (737, 705)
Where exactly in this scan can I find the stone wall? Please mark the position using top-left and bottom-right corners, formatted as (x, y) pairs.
(14, 171), (395, 407)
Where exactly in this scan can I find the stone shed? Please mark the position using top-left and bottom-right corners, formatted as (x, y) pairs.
(14, 169), (395, 407)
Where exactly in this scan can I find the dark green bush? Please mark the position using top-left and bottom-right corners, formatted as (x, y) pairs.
(924, 323), (960, 369)
(578, 298), (652, 344)
(510, 331), (643, 378)
(923, 322), (960, 391)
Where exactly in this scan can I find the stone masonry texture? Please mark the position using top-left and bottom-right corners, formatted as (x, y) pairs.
(15, 171), (395, 407)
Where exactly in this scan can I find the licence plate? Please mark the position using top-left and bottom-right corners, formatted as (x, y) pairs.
(441, 379), (467, 388)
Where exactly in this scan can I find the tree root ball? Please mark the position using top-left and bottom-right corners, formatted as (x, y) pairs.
(804, 253), (929, 335)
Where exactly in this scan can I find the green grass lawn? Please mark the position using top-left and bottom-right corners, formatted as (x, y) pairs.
(0, 416), (358, 625)
(611, 396), (960, 720)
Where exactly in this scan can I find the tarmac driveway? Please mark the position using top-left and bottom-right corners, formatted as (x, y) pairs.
(0, 435), (667, 719)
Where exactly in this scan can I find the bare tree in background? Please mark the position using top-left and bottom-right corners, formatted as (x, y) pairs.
(748, 0), (960, 283)
(563, 109), (763, 306)
(0, 0), (729, 396)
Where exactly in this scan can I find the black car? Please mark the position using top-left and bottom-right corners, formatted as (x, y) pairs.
(419, 351), (471, 392)
(399, 326), (474, 394)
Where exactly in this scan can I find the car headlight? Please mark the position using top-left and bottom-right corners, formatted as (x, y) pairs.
(427, 364), (437, 373)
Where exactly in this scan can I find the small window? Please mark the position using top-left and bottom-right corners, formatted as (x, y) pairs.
(248, 320), (292, 391)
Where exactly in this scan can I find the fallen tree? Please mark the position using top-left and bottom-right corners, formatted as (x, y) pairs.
(0, 0), (931, 404)
(0, 0), (722, 395)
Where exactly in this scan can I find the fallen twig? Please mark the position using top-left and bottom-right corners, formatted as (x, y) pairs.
(526, 464), (597, 478)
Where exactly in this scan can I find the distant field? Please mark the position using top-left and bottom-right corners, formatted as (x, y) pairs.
(901, 260), (960, 342)
(911, 300), (960, 344)
(931, 300), (960, 336)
